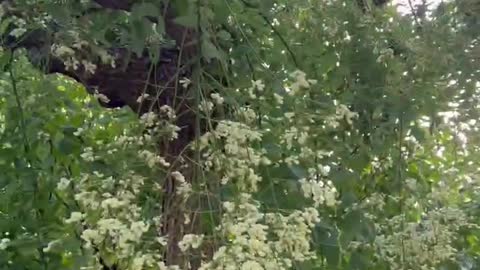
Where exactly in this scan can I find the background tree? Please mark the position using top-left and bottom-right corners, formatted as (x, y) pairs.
(0, 0), (480, 269)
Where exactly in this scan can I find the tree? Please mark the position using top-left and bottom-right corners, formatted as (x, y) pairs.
(1, 0), (480, 269)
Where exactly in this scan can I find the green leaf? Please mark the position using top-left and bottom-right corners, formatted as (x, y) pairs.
(174, 14), (198, 27)
(217, 30), (231, 41)
(288, 164), (307, 179)
(201, 39), (222, 62)
(130, 19), (150, 56)
(0, 50), (12, 71)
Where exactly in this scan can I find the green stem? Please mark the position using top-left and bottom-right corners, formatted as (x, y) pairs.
(8, 52), (29, 152)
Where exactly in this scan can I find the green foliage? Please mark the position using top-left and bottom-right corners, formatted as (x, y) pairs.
(1, 0), (480, 269)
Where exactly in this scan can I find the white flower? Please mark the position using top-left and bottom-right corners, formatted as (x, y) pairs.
(101, 198), (127, 209)
(237, 108), (257, 123)
(178, 234), (204, 252)
(223, 201), (235, 213)
(0, 238), (10, 250)
(336, 104), (358, 125)
(288, 70), (316, 95)
(80, 147), (95, 161)
(57, 177), (71, 191)
(10, 27), (27, 38)
(81, 229), (102, 245)
(97, 49), (116, 68)
(176, 182), (192, 198)
(81, 60), (97, 74)
(284, 112), (295, 120)
(132, 256), (146, 270)
(51, 44), (75, 56)
(325, 116), (340, 128)
(299, 174), (337, 207)
(140, 112), (157, 127)
(73, 127), (83, 136)
(241, 260), (263, 270)
(138, 150), (170, 168)
(43, 239), (61, 253)
(179, 77), (191, 88)
(93, 90), (110, 103)
(156, 236), (167, 246)
(252, 80), (265, 91)
(199, 101), (214, 112)
(74, 191), (100, 209)
(65, 212), (84, 224)
(136, 93), (150, 103)
(160, 105), (176, 119)
(273, 93), (284, 105)
(130, 221), (150, 240)
(211, 93), (224, 105)
(172, 171), (186, 183)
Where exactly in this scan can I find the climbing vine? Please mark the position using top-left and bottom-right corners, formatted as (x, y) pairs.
(1, 0), (480, 269)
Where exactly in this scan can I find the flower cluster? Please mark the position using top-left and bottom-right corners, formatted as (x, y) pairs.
(199, 120), (270, 191)
(287, 70), (318, 95)
(52, 112), (179, 269)
(372, 207), (471, 269)
(65, 171), (161, 261)
(200, 194), (320, 270)
(299, 167), (338, 207)
(325, 103), (358, 128)
(178, 233), (204, 252)
(139, 109), (180, 140)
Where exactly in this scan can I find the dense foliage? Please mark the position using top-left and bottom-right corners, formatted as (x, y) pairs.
(1, 0), (480, 269)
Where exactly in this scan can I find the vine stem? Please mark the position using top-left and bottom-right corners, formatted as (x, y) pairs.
(397, 113), (406, 269)
(194, 0), (203, 178)
(8, 52), (29, 152)
(260, 13), (300, 68)
(7, 52), (51, 269)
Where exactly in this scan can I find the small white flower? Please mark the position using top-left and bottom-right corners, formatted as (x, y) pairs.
(199, 101), (214, 112)
(273, 93), (284, 105)
(178, 234), (204, 252)
(80, 147), (95, 162)
(156, 236), (167, 246)
(136, 93), (150, 103)
(160, 105), (175, 119)
(211, 93), (224, 105)
(65, 212), (84, 224)
(0, 238), (10, 250)
(57, 177), (71, 191)
(43, 239), (61, 253)
(241, 260), (263, 270)
(101, 198), (127, 209)
(51, 44), (75, 56)
(252, 80), (265, 91)
(10, 27), (27, 38)
(73, 128), (83, 136)
(299, 173), (337, 207)
(81, 229), (102, 245)
(171, 171), (186, 183)
(81, 60), (97, 74)
(140, 112), (157, 127)
(176, 182), (192, 198)
(94, 91), (110, 103)
(223, 201), (235, 212)
(179, 77), (191, 88)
